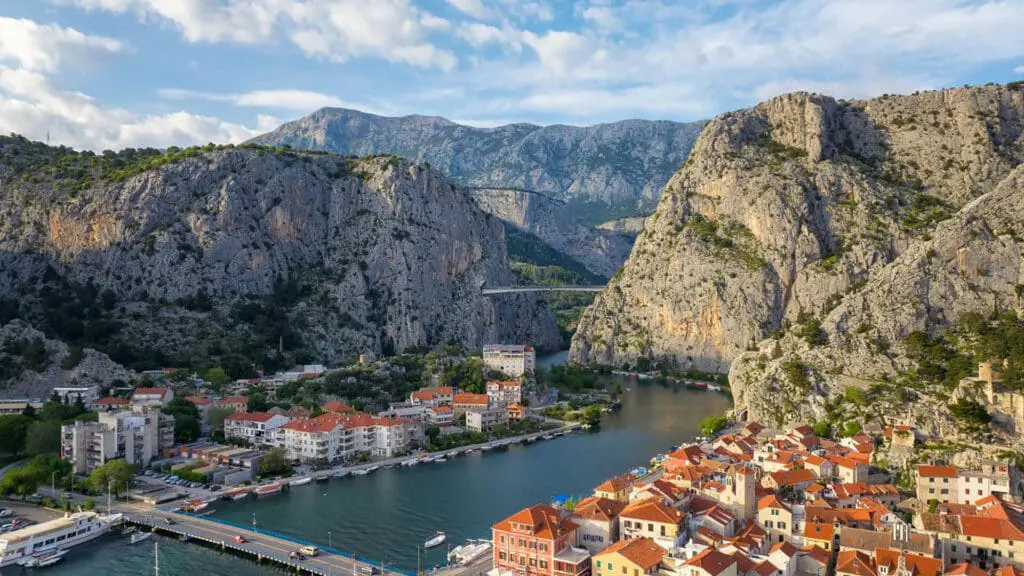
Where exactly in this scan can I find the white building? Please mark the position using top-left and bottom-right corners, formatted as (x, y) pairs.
(279, 412), (421, 463)
(482, 345), (535, 378)
(425, 405), (454, 426)
(486, 380), (522, 405)
(224, 412), (292, 446)
(466, 406), (509, 433)
(61, 408), (175, 474)
(378, 402), (426, 420)
(52, 386), (101, 407)
(130, 387), (173, 408)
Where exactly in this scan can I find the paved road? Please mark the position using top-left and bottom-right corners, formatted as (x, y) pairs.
(481, 286), (603, 295)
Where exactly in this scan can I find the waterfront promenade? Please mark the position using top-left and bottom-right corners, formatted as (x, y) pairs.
(126, 504), (417, 576)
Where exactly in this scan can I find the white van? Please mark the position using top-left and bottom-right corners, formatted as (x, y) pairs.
(299, 545), (319, 557)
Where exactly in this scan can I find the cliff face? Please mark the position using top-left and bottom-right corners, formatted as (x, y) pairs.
(248, 108), (705, 205)
(0, 138), (561, 373)
(470, 188), (634, 278)
(569, 84), (1024, 424)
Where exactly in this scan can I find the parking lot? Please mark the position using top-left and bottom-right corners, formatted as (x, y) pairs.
(0, 501), (64, 534)
(135, 470), (223, 502)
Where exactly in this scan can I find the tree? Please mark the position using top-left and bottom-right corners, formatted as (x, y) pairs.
(426, 426), (441, 441)
(812, 421), (832, 438)
(174, 415), (201, 443)
(203, 367), (230, 391)
(210, 406), (235, 430)
(698, 415), (727, 437)
(0, 414), (32, 455)
(259, 447), (290, 476)
(88, 459), (135, 495)
(0, 468), (40, 499)
(25, 421), (62, 455)
(581, 405), (603, 426)
(24, 453), (71, 487)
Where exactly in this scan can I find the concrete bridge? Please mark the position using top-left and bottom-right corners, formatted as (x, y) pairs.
(480, 285), (605, 295)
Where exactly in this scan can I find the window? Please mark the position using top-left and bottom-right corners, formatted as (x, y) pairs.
(540, 544), (548, 552)
(621, 567), (626, 575)
(530, 541), (537, 549)
(647, 523), (654, 532)
(540, 561), (547, 569)
(941, 489), (949, 495)
(500, 536), (505, 543)
(500, 552), (507, 561)
(943, 478), (949, 483)
(597, 562), (602, 568)
(951, 546), (957, 553)
(661, 526), (666, 536)
(608, 564), (613, 571)
(530, 558), (537, 567)
(929, 488), (935, 494)
(519, 539), (526, 547)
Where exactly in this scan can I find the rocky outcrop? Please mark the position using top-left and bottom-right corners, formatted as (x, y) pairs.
(0, 138), (561, 371)
(596, 217), (647, 237)
(249, 108), (705, 205)
(0, 320), (128, 397)
(470, 188), (633, 278)
(569, 84), (1024, 425)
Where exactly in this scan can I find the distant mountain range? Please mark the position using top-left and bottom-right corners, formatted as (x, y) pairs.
(249, 108), (705, 206)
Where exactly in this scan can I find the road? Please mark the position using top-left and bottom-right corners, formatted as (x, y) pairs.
(480, 286), (604, 295)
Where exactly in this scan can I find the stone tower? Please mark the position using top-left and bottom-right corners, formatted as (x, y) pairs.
(724, 465), (757, 520)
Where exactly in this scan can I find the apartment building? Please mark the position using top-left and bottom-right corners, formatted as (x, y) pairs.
(61, 408), (175, 474)
(483, 345), (536, 378)
(915, 464), (1014, 505)
(130, 387), (173, 408)
(217, 396), (250, 413)
(224, 412), (291, 446)
(454, 393), (491, 417)
(488, 380), (523, 405)
(52, 386), (101, 407)
(572, 497), (627, 554)
(279, 412), (421, 463)
(410, 386), (454, 407)
(592, 537), (665, 576)
(467, 406), (510, 432)
(618, 499), (685, 551)
(426, 406), (455, 426)
(919, 496), (1024, 570)
(492, 503), (589, 576)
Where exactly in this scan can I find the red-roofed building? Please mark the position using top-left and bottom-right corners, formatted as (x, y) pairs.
(665, 445), (706, 474)
(595, 475), (634, 503)
(279, 411), (421, 462)
(218, 396), (250, 413)
(763, 469), (816, 492)
(620, 499), (685, 550)
(944, 563), (990, 576)
(593, 537), (665, 576)
(757, 495), (793, 543)
(684, 549), (738, 576)
(508, 403), (528, 422)
(131, 387), (173, 407)
(224, 412), (291, 445)
(571, 497), (627, 553)
(322, 401), (355, 414)
(492, 504), (583, 576)
(426, 405), (454, 426)
(93, 396), (130, 411)
(836, 550), (875, 576)
(487, 380), (522, 405)
(874, 549), (942, 576)
(828, 455), (868, 484)
(453, 393), (490, 417)
(832, 484), (901, 508)
(409, 386), (454, 407)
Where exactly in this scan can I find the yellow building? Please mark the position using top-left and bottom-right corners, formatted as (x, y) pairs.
(592, 537), (665, 576)
(595, 475), (633, 503)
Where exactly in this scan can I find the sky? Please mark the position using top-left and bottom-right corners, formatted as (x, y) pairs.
(1, 0), (1023, 151)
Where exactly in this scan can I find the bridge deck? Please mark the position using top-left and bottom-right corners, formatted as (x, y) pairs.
(128, 508), (415, 576)
(481, 285), (604, 295)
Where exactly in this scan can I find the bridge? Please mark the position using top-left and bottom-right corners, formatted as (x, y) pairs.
(481, 285), (605, 295)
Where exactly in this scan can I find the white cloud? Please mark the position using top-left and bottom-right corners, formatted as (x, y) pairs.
(446, 0), (495, 20)
(0, 17), (123, 73)
(158, 88), (354, 112)
(57, 0), (457, 71)
(1015, 65), (1024, 74)
(0, 66), (264, 150)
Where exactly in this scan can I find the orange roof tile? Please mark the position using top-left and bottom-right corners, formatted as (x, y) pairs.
(94, 396), (129, 405)
(620, 499), (684, 525)
(573, 497), (627, 522)
(322, 401), (354, 413)
(594, 537), (665, 570)
(595, 475), (632, 494)
(758, 494), (792, 512)
(684, 549), (736, 576)
(769, 468), (816, 486)
(800, 545), (830, 565)
(917, 465), (958, 478)
(875, 549), (942, 576)
(828, 455), (862, 470)
(184, 395), (211, 405)
(803, 522), (835, 541)
(493, 504), (577, 540)
(944, 563), (990, 576)
(132, 387), (169, 396)
(218, 396), (250, 405)
(226, 411), (278, 423)
(453, 393), (489, 405)
(836, 550), (876, 576)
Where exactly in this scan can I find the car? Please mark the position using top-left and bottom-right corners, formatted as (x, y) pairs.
(298, 545), (319, 557)
(289, 551), (305, 561)
(0, 509), (12, 518)
(164, 518), (176, 525)
(143, 470), (152, 476)
(362, 567), (381, 575)
(190, 482), (201, 488)
(233, 535), (247, 543)
(210, 485), (222, 491)
(168, 475), (180, 482)
(12, 518), (29, 527)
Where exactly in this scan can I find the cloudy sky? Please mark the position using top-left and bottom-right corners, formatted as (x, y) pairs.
(1, 0), (1023, 150)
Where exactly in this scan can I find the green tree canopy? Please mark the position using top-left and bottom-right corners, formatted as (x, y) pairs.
(25, 420), (62, 455)
(0, 467), (40, 499)
(88, 459), (135, 494)
(698, 415), (728, 437)
(210, 406), (235, 430)
(259, 447), (290, 476)
(203, 367), (230, 391)
(0, 414), (33, 455)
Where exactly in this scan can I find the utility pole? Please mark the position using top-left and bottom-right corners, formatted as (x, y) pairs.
(252, 512), (257, 534)
(417, 546), (421, 576)
(329, 530), (332, 549)
(51, 472), (56, 502)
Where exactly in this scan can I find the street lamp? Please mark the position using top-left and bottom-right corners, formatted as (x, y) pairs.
(251, 512), (257, 534)
(328, 530), (332, 549)
(50, 471), (57, 502)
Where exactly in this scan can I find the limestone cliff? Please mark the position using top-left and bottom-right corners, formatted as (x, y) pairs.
(570, 83), (1024, 426)
(470, 188), (634, 278)
(0, 138), (561, 375)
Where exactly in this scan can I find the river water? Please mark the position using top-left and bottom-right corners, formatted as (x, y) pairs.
(35, 357), (731, 576)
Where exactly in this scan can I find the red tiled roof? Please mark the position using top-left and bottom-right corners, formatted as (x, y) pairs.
(573, 497), (627, 522)
(758, 494), (792, 512)
(803, 522), (835, 541)
(487, 380), (520, 389)
(492, 504), (576, 540)
(684, 549), (736, 576)
(184, 395), (211, 405)
(283, 412), (345, 433)
(94, 397), (129, 405)
(769, 541), (797, 557)
(917, 465), (958, 478)
(944, 563), (990, 576)
(431, 406), (453, 413)
(800, 545), (830, 565)
(828, 455), (862, 470)
(875, 549), (942, 576)
(769, 468), (816, 486)
(594, 537), (665, 570)
(836, 550), (876, 576)
(132, 387), (169, 396)
(218, 396), (250, 405)
(620, 499), (684, 524)
(595, 475), (632, 494)
(322, 401), (354, 413)
(453, 393), (489, 405)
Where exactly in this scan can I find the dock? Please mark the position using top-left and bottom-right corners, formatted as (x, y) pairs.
(125, 507), (416, 576)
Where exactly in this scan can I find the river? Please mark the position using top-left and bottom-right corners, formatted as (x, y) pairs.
(39, 356), (731, 576)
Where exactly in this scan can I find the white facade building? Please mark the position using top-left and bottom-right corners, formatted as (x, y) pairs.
(52, 386), (101, 407)
(466, 406), (509, 433)
(61, 408), (175, 474)
(130, 387), (173, 408)
(224, 412), (292, 446)
(279, 412), (421, 463)
(482, 345), (535, 378)
(486, 380), (522, 405)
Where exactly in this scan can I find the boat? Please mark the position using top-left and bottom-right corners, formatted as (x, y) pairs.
(21, 549), (69, 568)
(707, 384), (722, 392)
(182, 498), (209, 513)
(424, 531), (446, 548)
(480, 445), (493, 451)
(223, 488), (250, 501)
(691, 382), (708, 390)
(542, 434), (554, 440)
(254, 482), (284, 497)
(121, 525), (137, 536)
(334, 470), (350, 478)
(434, 458), (447, 463)
(0, 511), (122, 568)
(402, 459), (417, 467)
(449, 540), (492, 565)
(289, 477), (313, 487)
(366, 465), (380, 473)
(352, 469), (369, 476)
(315, 474), (331, 483)
(131, 531), (153, 544)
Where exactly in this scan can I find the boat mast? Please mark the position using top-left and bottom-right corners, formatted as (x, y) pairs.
(154, 541), (159, 576)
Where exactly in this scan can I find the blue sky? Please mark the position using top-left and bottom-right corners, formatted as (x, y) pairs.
(1, 0), (1023, 150)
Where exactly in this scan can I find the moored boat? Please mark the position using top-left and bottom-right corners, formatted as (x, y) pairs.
(130, 531), (153, 544)
(334, 470), (350, 478)
(424, 531), (446, 548)
(434, 457), (447, 463)
(223, 488), (250, 501)
(254, 482), (284, 497)
(0, 511), (121, 568)
(315, 473), (331, 483)
(23, 548), (69, 568)
(352, 469), (369, 476)
(289, 476), (313, 487)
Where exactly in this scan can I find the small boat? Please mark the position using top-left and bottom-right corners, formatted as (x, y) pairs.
(352, 470), (369, 476)
(131, 531), (153, 544)
(121, 525), (137, 536)
(182, 498), (209, 512)
(480, 445), (492, 451)
(178, 534), (189, 542)
(22, 549), (69, 568)
(434, 458), (447, 463)
(223, 488), (250, 501)
(707, 384), (722, 392)
(424, 531), (446, 548)
(334, 470), (350, 478)
(255, 482), (284, 497)
(315, 474), (331, 483)
(289, 477), (313, 487)
(366, 465), (380, 473)
(691, 382), (708, 390)
(542, 434), (554, 440)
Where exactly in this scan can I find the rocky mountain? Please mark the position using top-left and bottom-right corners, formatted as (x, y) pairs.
(0, 137), (561, 379)
(569, 83), (1024, 427)
(0, 319), (128, 397)
(470, 188), (634, 278)
(596, 217), (647, 237)
(248, 108), (705, 205)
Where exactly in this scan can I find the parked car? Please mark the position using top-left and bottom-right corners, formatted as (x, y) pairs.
(164, 518), (176, 525)
(298, 546), (319, 557)
(0, 509), (12, 518)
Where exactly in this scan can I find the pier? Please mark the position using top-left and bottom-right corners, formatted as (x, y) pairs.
(125, 507), (417, 576)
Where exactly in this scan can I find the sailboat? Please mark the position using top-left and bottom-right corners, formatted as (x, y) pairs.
(424, 531), (446, 548)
